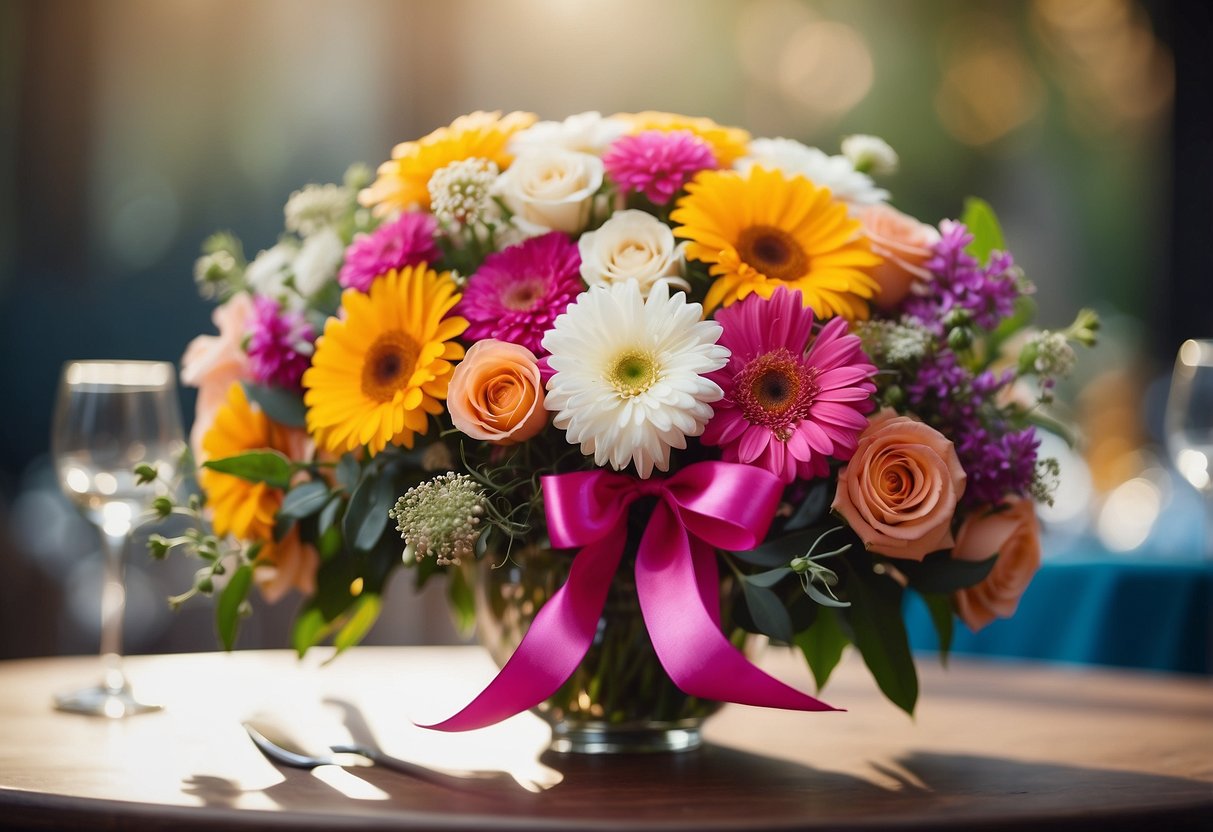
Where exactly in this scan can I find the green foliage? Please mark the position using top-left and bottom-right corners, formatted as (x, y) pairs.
(202, 450), (293, 489)
(961, 196), (1005, 265)
(242, 383), (308, 428)
(216, 563), (254, 651)
(446, 566), (476, 636)
(332, 594), (382, 657)
(838, 550), (919, 716)
(921, 593), (955, 665)
(278, 481), (330, 521)
(896, 550), (998, 594)
(795, 607), (849, 692)
(343, 472), (398, 554)
(740, 578), (794, 643)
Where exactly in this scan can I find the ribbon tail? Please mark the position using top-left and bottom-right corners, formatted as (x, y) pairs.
(418, 538), (624, 731)
(636, 506), (840, 712)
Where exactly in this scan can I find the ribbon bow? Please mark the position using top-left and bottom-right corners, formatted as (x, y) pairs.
(421, 460), (837, 731)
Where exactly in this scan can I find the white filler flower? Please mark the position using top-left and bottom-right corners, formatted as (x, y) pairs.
(737, 138), (888, 205)
(542, 281), (728, 478)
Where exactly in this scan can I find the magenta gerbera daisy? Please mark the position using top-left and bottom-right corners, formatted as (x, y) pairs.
(338, 211), (439, 292)
(702, 287), (877, 483)
(457, 231), (584, 355)
(246, 295), (315, 389)
(603, 130), (718, 205)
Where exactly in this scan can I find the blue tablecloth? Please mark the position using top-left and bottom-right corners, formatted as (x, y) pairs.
(905, 556), (1213, 675)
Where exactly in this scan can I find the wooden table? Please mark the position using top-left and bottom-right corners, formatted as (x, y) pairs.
(0, 647), (1210, 830)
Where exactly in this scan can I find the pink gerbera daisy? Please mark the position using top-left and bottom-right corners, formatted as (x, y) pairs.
(338, 212), (439, 292)
(246, 295), (315, 389)
(603, 130), (718, 205)
(457, 231), (584, 355)
(702, 287), (877, 483)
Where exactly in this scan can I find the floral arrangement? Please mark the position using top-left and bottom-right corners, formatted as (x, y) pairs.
(150, 110), (1097, 722)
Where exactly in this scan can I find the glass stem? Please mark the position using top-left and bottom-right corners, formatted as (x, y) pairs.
(98, 527), (129, 694)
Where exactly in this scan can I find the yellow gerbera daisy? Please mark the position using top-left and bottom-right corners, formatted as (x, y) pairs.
(303, 265), (467, 455)
(200, 382), (301, 541)
(670, 167), (882, 319)
(359, 110), (537, 215)
(617, 111), (751, 167)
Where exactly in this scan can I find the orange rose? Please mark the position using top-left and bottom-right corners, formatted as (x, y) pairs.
(857, 204), (939, 311)
(952, 498), (1041, 631)
(448, 339), (548, 445)
(832, 410), (966, 561)
(254, 526), (319, 603)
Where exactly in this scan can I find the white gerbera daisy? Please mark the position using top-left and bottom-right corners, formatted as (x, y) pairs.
(736, 138), (888, 206)
(542, 281), (728, 478)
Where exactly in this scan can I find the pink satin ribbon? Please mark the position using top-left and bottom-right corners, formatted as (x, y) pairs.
(420, 461), (838, 731)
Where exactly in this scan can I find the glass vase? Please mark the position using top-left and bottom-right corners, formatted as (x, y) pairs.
(472, 542), (743, 754)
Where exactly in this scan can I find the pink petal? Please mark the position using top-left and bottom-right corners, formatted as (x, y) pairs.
(737, 424), (772, 463)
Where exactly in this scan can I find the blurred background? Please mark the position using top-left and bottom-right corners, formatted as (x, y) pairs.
(1, 0), (1209, 666)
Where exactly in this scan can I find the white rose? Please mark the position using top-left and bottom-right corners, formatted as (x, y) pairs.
(737, 138), (888, 206)
(578, 210), (690, 297)
(292, 227), (344, 297)
(495, 149), (604, 234)
(508, 111), (629, 156)
(244, 241), (298, 298)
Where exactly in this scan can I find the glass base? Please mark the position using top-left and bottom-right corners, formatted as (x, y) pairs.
(54, 685), (162, 718)
(548, 721), (703, 754)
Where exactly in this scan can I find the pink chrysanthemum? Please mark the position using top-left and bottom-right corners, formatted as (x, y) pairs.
(603, 130), (718, 205)
(338, 212), (439, 292)
(702, 287), (877, 483)
(457, 231), (584, 355)
(247, 295), (316, 389)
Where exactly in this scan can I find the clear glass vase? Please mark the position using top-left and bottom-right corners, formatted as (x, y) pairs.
(472, 542), (743, 754)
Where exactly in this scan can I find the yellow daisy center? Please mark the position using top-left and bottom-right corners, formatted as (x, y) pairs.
(609, 350), (659, 398)
(737, 225), (809, 283)
(361, 332), (421, 402)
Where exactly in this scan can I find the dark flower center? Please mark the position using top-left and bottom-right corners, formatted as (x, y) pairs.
(737, 225), (809, 283)
(362, 331), (420, 402)
(501, 279), (545, 311)
(732, 348), (820, 440)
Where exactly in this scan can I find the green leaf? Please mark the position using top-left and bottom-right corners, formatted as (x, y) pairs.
(332, 594), (382, 656)
(446, 566), (476, 636)
(278, 480), (330, 521)
(921, 592), (955, 665)
(317, 524), (343, 561)
(202, 450), (293, 489)
(840, 555), (918, 715)
(242, 382), (308, 428)
(215, 564), (254, 651)
(292, 605), (335, 657)
(336, 453), (361, 492)
(318, 495), (342, 535)
(897, 550), (998, 594)
(734, 529), (823, 568)
(961, 196), (1005, 265)
(741, 580), (794, 643)
(746, 567), (792, 588)
(795, 607), (849, 692)
(343, 472), (397, 553)
(785, 481), (831, 531)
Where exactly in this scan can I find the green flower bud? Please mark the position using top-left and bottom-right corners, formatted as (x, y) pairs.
(134, 463), (159, 485)
(147, 535), (171, 560)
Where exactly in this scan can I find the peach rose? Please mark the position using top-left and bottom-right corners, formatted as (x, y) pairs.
(448, 339), (548, 445)
(181, 293), (254, 456)
(857, 204), (939, 311)
(832, 410), (966, 561)
(254, 526), (318, 603)
(952, 498), (1041, 631)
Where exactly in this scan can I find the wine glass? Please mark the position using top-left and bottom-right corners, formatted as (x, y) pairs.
(1164, 339), (1213, 557)
(51, 360), (185, 716)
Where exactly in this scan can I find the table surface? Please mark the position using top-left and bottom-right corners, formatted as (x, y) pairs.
(0, 647), (1210, 831)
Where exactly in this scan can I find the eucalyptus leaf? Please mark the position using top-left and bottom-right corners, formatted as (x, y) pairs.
(840, 555), (918, 715)
(216, 563), (253, 651)
(746, 567), (792, 588)
(803, 580), (851, 609)
(961, 196), (1005, 266)
(785, 481), (831, 531)
(202, 450), (293, 489)
(897, 550), (998, 594)
(734, 529), (823, 568)
(741, 581), (794, 643)
(343, 473), (397, 553)
(279, 480), (330, 521)
(795, 607), (849, 692)
(336, 453), (361, 492)
(318, 494), (342, 535)
(242, 382), (308, 428)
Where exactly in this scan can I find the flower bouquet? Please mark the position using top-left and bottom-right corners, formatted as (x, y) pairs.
(151, 110), (1097, 753)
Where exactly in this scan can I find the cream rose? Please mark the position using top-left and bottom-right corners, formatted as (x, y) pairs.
(832, 410), (967, 561)
(952, 498), (1041, 631)
(448, 340), (548, 445)
(857, 204), (940, 311)
(495, 149), (604, 234)
(578, 209), (690, 297)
